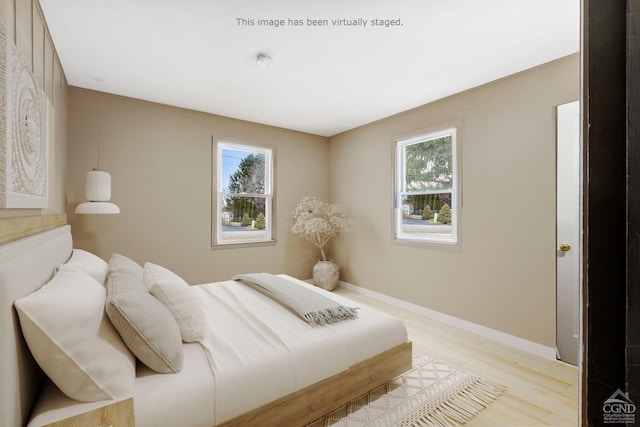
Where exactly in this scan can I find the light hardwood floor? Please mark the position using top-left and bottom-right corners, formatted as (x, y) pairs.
(334, 287), (580, 427)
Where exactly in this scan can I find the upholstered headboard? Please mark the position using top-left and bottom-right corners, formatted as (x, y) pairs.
(0, 225), (72, 427)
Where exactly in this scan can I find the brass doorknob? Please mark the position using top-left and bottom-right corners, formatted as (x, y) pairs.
(559, 243), (571, 252)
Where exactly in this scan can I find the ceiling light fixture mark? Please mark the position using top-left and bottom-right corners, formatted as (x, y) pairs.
(256, 53), (273, 69)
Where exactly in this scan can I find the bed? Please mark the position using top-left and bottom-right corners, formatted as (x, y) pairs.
(0, 223), (412, 427)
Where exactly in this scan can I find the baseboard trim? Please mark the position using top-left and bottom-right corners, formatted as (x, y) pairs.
(338, 281), (558, 361)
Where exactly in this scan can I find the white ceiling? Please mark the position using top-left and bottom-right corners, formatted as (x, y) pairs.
(39, 0), (580, 137)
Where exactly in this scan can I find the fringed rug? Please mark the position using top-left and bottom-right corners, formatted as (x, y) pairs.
(307, 354), (506, 427)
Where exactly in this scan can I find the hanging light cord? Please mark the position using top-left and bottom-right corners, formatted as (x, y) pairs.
(95, 77), (104, 171)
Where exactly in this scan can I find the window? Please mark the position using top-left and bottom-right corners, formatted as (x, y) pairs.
(394, 125), (460, 244)
(212, 140), (275, 247)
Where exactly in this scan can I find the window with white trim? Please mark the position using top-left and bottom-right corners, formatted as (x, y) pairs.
(394, 126), (460, 244)
(212, 140), (275, 247)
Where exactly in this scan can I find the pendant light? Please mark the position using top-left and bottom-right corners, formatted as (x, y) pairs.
(75, 78), (120, 214)
(75, 169), (120, 214)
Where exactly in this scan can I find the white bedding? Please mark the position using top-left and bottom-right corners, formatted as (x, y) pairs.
(27, 274), (408, 427)
(28, 343), (214, 427)
(194, 274), (408, 425)
(133, 343), (215, 427)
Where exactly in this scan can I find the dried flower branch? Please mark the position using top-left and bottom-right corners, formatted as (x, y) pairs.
(291, 197), (353, 260)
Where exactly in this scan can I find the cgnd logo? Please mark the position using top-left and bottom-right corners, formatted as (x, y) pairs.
(603, 389), (636, 424)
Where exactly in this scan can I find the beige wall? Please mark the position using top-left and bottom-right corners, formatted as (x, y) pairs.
(328, 54), (580, 347)
(0, 0), (67, 218)
(66, 88), (328, 283)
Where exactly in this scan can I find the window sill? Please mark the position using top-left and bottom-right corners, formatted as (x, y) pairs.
(211, 239), (277, 250)
(392, 237), (459, 248)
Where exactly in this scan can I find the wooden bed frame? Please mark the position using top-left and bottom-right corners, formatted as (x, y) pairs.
(1, 216), (412, 427)
(220, 342), (412, 427)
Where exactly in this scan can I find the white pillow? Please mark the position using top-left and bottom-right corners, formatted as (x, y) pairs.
(14, 265), (135, 402)
(65, 249), (109, 285)
(143, 262), (206, 342)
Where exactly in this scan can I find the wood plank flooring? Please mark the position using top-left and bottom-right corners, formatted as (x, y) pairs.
(334, 287), (579, 427)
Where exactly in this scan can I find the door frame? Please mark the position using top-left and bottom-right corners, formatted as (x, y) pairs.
(582, 0), (631, 424)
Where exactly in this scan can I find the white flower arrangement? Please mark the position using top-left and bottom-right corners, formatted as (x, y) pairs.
(291, 196), (354, 260)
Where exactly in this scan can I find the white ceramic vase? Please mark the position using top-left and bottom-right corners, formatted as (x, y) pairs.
(312, 259), (340, 291)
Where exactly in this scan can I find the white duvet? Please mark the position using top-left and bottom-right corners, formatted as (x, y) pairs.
(194, 275), (408, 425)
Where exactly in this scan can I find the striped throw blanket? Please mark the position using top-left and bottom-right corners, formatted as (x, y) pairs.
(232, 273), (358, 326)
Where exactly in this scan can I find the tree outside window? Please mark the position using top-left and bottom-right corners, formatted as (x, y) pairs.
(213, 141), (275, 247)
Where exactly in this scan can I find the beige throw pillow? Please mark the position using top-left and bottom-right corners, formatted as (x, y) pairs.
(143, 262), (206, 342)
(106, 254), (183, 374)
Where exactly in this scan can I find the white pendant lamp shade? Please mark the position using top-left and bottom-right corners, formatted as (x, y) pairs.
(85, 169), (111, 201)
(75, 170), (120, 214)
(75, 201), (120, 214)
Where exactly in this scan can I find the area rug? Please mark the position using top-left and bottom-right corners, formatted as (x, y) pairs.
(307, 354), (506, 427)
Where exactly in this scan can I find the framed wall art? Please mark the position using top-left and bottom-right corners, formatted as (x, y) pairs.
(0, 9), (49, 209)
